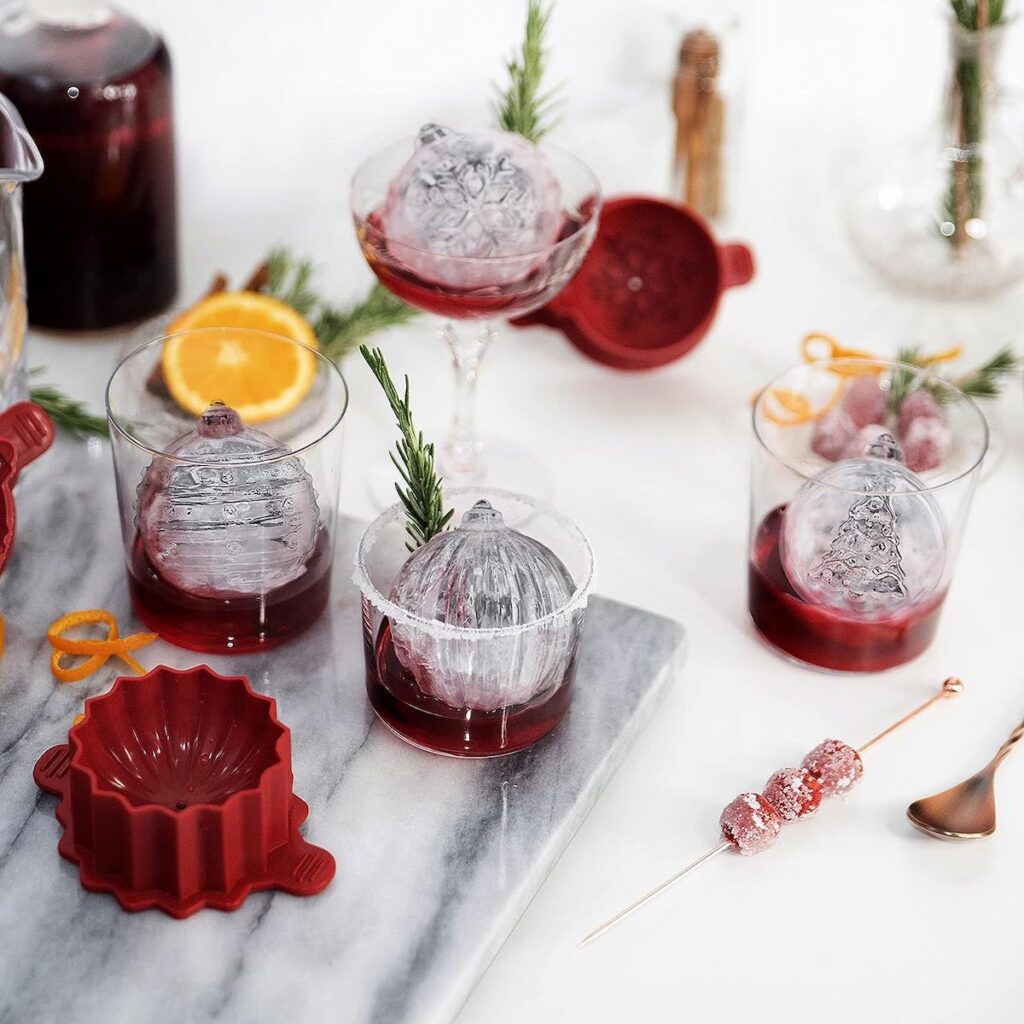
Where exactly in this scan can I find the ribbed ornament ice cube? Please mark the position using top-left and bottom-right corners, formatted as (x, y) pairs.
(389, 499), (581, 711)
(137, 402), (320, 599)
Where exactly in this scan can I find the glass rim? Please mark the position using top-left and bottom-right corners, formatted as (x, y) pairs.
(349, 134), (604, 266)
(751, 356), (990, 495)
(105, 328), (350, 466)
(353, 485), (596, 640)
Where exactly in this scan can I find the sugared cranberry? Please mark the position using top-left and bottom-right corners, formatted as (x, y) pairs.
(902, 416), (950, 473)
(811, 409), (857, 462)
(841, 376), (887, 428)
(719, 793), (782, 855)
(763, 767), (822, 821)
(897, 389), (943, 438)
(801, 739), (863, 797)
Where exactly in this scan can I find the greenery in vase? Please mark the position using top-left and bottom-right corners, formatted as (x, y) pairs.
(945, 0), (1007, 246)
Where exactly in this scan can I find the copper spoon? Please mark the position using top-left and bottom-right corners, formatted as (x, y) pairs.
(907, 714), (1024, 841)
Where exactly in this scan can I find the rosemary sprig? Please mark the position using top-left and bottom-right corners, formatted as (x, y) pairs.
(889, 343), (1019, 410)
(29, 381), (108, 439)
(494, 0), (560, 143)
(954, 344), (1019, 398)
(314, 283), (419, 363)
(264, 248), (418, 363)
(360, 345), (453, 550)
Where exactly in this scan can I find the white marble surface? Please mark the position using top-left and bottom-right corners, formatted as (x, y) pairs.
(0, 437), (684, 1024)
(12, 0), (1024, 1021)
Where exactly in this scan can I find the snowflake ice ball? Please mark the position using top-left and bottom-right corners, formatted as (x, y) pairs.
(381, 124), (562, 288)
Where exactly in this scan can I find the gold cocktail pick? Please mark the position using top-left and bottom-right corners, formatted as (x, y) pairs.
(579, 677), (963, 948)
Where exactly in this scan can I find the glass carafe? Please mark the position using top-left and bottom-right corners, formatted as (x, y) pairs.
(0, 93), (41, 408)
(0, 0), (178, 330)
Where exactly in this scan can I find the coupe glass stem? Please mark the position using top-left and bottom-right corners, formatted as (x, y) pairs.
(440, 320), (495, 485)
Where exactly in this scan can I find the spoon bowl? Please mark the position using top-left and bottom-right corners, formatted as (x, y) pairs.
(907, 712), (1024, 841)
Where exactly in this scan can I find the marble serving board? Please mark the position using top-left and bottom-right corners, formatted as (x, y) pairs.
(0, 438), (686, 1024)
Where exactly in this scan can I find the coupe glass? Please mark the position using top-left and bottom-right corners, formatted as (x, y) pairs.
(351, 136), (601, 499)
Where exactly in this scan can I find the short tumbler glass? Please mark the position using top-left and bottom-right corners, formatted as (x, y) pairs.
(749, 358), (987, 672)
(354, 488), (595, 757)
(106, 329), (348, 654)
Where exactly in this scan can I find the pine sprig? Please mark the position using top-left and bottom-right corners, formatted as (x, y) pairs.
(29, 382), (108, 439)
(954, 344), (1019, 398)
(263, 247), (418, 362)
(889, 343), (1019, 411)
(494, 0), (560, 143)
(360, 345), (453, 550)
(314, 283), (419, 363)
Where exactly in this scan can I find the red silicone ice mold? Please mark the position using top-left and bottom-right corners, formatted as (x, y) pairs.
(514, 195), (755, 370)
(34, 665), (335, 918)
(0, 401), (55, 576)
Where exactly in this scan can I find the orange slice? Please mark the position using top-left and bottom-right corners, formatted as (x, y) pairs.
(163, 292), (319, 423)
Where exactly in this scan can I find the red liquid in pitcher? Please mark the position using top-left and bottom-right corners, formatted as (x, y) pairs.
(359, 207), (589, 319)
(748, 507), (946, 672)
(128, 529), (332, 654)
(0, 11), (178, 328)
(366, 619), (573, 756)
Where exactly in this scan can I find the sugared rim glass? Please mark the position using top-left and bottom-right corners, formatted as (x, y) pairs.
(752, 356), (989, 494)
(105, 328), (349, 466)
(353, 486), (596, 640)
(350, 134), (603, 266)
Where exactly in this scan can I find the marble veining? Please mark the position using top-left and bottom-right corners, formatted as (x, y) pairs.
(0, 438), (686, 1024)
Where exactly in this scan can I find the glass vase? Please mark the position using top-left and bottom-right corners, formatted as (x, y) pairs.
(841, 17), (1024, 299)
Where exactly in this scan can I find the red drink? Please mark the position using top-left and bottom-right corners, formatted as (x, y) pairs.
(0, 6), (177, 329)
(128, 529), (332, 654)
(748, 506), (946, 672)
(358, 207), (590, 320)
(366, 618), (574, 756)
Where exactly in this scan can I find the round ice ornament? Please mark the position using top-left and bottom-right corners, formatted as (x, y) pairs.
(381, 124), (562, 288)
(137, 402), (320, 599)
(389, 499), (580, 711)
(781, 432), (945, 615)
(801, 739), (863, 797)
(719, 793), (782, 855)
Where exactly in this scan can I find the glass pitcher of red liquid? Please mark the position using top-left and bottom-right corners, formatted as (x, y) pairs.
(0, 0), (178, 330)
(0, 93), (41, 408)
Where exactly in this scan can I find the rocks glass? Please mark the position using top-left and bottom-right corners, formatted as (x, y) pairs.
(354, 488), (595, 756)
(749, 357), (987, 672)
(106, 329), (347, 653)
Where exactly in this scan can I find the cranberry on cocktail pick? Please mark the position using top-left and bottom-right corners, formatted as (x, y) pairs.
(763, 767), (822, 820)
(578, 678), (964, 948)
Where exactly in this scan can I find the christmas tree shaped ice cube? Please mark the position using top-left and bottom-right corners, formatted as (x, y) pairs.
(137, 402), (320, 599)
(782, 433), (944, 615)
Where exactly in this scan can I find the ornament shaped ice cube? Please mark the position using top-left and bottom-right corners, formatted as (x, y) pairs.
(381, 124), (562, 289)
(389, 499), (580, 711)
(781, 433), (945, 615)
(138, 402), (320, 599)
